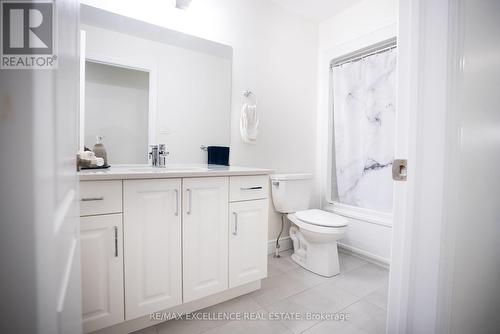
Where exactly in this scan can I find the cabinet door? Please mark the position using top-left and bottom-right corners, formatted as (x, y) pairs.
(80, 214), (124, 333)
(123, 179), (182, 319)
(183, 177), (229, 302)
(229, 200), (268, 288)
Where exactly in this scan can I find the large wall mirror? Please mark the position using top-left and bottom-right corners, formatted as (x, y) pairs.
(80, 5), (232, 165)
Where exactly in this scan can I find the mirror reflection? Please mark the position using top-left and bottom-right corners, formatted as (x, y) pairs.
(85, 61), (150, 164)
(80, 6), (232, 165)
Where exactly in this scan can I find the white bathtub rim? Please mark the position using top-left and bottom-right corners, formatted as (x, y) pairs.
(324, 202), (393, 227)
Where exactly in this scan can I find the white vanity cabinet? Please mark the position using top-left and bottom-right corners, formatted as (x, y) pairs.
(80, 214), (124, 333)
(80, 180), (122, 216)
(123, 179), (182, 319)
(182, 177), (229, 302)
(229, 199), (268, 288)
(79, 182), (124, 333)
(228, 176), (269, 288)
(78, 169), (270, 333)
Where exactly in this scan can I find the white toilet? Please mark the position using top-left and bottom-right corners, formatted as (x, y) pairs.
(270, 173), (348, 277)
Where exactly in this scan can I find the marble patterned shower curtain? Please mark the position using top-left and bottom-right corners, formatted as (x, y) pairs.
(332, 47), (397, 213)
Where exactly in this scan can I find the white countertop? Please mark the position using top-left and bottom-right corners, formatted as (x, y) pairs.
(78, 164), (274, 181)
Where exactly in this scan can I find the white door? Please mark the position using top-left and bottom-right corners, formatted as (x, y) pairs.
(0, 0), (81, 332)
(183, 177), (229, 302)
(229, 200), (268, 288)
(123, 179), (182, 319)
(80, 214), (124, 332)
(389, 1), (500, 333)
(440, 1), (500, 333)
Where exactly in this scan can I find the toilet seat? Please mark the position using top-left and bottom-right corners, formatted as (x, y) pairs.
(287, 209), (348, 235)
(295, 209), (348, 227)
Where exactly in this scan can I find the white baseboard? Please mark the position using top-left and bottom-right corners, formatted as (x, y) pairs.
(267, 236), (292, 255)
(338, 243), (390, 269)
(267, 237), (390, 269)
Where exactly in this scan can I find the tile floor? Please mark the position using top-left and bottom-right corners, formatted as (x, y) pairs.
(134, 250), (389, 334)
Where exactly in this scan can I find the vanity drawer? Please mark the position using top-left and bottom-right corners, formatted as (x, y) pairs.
(230, 175), (268, 202)
(80, 181), (122, 216)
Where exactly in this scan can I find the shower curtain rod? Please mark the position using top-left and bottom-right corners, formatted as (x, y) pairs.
(330, 44), (397, 69)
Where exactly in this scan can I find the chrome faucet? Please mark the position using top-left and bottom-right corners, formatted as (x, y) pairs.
(149, 144), (169, 167)
(158, 144), (168, 167)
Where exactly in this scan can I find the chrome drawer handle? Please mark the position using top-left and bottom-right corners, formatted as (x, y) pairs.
(114, 226), (118, 258)
(233, 212), (238, 236)
(81, 197), (104, 202)
(240, 186), (263, 191)
(174, 189), (179, 216)
(186, 189), (192, 215)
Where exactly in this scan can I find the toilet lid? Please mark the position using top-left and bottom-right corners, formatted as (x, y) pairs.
(295, 209), (348, 227)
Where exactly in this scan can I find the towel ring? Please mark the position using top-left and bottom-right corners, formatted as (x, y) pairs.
(242, 90), (257, 105)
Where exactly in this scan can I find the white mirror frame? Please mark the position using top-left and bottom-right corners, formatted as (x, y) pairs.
(79, 30), (158, 153)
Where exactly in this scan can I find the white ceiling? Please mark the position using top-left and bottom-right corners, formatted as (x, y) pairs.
(271, 0), (363, 22)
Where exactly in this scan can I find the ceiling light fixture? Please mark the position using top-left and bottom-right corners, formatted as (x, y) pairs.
(176, 0), (192, 10)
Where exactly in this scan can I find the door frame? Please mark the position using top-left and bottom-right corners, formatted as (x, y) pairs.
(387, 0), (459, 333)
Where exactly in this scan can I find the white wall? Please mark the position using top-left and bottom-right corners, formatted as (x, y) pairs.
(82, 23), (232, 164)
(319, 0), (398, 50)
(85, 61), (149, 164)
(317, 0), (398, 263)
(80, 0), (319, 241)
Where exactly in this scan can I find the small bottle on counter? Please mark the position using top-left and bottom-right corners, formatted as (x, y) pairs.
(93, 135), (108, 166)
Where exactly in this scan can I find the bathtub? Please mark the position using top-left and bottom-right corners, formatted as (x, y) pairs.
(324, 201), (392, 267)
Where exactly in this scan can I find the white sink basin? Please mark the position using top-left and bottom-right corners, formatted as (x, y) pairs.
(130, 166), (207, 172)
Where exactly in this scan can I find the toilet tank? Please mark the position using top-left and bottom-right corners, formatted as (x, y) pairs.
(270, 173), (313, 214)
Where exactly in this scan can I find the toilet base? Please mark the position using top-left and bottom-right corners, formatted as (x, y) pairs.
(288, 220), (345, 277)
(290, 242), (341, 277)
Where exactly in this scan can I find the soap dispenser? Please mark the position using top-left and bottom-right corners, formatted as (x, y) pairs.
(93, 135), (108, 166)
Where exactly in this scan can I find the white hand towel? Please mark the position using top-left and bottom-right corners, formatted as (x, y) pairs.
(240, 103), (259, 144)
(78, 150), (95, 161)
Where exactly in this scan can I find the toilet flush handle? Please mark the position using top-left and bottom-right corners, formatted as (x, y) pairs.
(272, 181), (279, 187)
